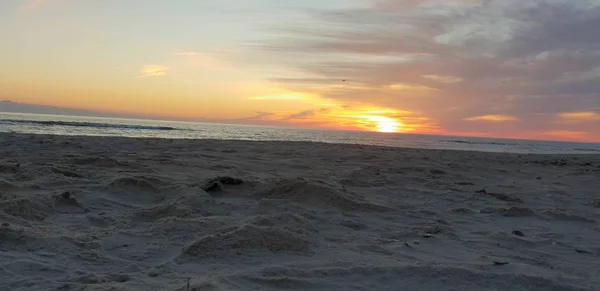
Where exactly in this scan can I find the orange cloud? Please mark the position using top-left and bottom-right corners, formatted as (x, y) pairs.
(137, 65), (169, 78)
(541, 130), (589, 140)
(558, 111), (600, 123)
(464, 114), (519, 122)
(422, 74), (463, 84)
(387, 83), (439, 92)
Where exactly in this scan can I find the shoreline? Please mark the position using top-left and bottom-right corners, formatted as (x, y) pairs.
(3, 111), (600, 147)
(1, 132), (599, 290)
(2, 132), (600, 156)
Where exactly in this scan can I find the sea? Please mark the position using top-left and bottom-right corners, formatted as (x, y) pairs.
(0, 112), (599, 154)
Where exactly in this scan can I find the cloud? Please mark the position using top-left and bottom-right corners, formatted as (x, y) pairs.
(254, 0), (600, 141)
(240, 111), (276, 121)
(285, 110), (317, 120)
(464, 115), (520, 122)
(137, 65), (169, 78)
(22, 0), (47, 11)
(387, 83), (439, 92)
(369, 0), (492, 10)
(422, 75), (463, 84)
(558, 111), (600, 123)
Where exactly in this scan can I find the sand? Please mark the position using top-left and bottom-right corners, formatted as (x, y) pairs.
(0, 132), (599, 291)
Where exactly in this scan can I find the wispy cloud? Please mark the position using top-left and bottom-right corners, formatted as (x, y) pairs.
(137, 65), (169, 78)
(387, 83), (439, 92)
(22, 0), (47, 11)
(239, 111), (276, 121)
(369, 0), (492, 10)
(422, 75), (463, 84)
(284, 108), (332, 120)
(464, 115), (519, 122)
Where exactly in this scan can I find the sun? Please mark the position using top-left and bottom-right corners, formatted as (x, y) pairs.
(368, 116), (402, 133)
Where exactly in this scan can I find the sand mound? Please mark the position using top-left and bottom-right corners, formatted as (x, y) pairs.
(412, 222), (456, 238)
(171, 280), (222, 291)
(50, 167), (85, 178)
(109, 176), (164, 192)
(480, 206), (536, 217)
(202, 176), (244, 193)
(72, 157), (129, 167)
(62, 273), (131, 285)
(171, 190), (215, 208)
(0, 224), (33, 245)
(0, 198), (52, 221)
(106, 176), (174, 204)
(250, 213), (316, 235)
(255, 178), (390, 212)
(0, 179), (19, 191)
(178, 224), (314, 260)
(141, 217), (229, 237)
(477, 189), (524, 203)
(451, 207), (474, 214)
(248, 264), (590, 291)
(339, 219), (368, 230)
(339, 166), (389, 187)
(53, 191), (88, 214)
(541, 210), (596, 223)
(234, 275), (317, 290)
(0, 225), (72, 252)
(0, 162), (20, 174)
(13, 166), (73, 183)
(132, 189), (218, 222)
(134, 203), (195, 221)
(75, 284), (129, 291)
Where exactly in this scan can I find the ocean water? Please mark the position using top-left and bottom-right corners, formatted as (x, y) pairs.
(1, 112), (599, 154)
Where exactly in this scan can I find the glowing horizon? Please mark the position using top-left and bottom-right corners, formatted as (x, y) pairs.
(1, 0), (599, 142)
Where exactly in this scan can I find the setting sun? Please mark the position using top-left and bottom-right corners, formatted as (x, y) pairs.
(330, 109), (410, 133)
(369, 116), (403, 133)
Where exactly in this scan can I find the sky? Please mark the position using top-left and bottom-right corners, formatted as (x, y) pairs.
(1, 0), (600, 142)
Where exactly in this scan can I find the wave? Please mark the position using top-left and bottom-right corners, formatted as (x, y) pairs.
(443, 139), (518, 146)
(0, 119), (177, 131)
(573, 148), (600, 152)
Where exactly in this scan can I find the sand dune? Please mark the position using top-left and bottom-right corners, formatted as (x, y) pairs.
(0, 133), (599, 290)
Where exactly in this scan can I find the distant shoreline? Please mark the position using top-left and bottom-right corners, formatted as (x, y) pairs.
(2, 132), (599, 156)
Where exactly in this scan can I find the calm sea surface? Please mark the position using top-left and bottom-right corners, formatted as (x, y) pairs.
(1, 112), (598, 154)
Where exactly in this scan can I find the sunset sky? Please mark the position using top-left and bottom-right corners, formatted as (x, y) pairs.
(1, 0), (600, 141)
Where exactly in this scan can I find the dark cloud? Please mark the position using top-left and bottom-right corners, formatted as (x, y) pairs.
(255, 0), (600, 140)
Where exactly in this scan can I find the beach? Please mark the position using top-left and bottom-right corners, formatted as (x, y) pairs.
(1, 132), (599, 290)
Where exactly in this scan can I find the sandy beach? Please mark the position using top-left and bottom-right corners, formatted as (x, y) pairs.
(0, 132), (599, 290)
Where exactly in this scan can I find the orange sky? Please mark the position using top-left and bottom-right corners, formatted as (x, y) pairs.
(1, 0), (599, 142)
